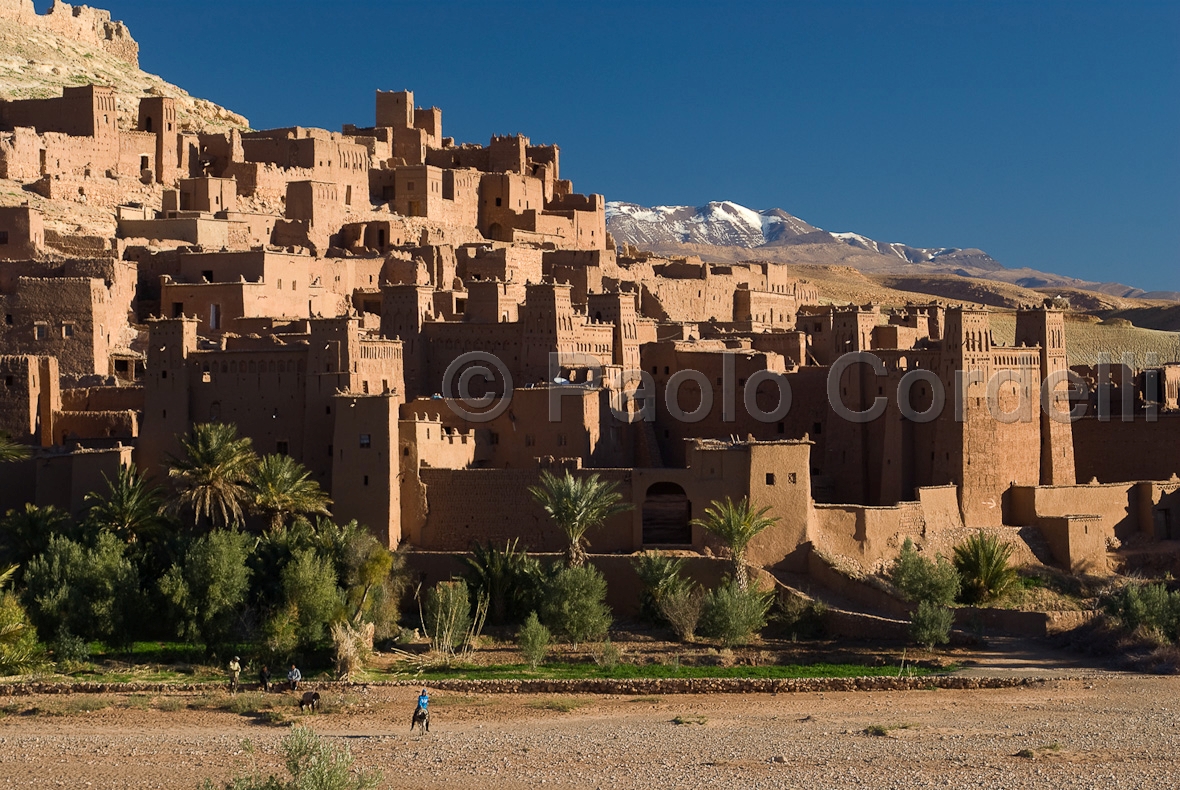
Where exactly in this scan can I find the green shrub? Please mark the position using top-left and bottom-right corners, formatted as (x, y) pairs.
(658, 585), (705, 642)
(699, 581), (773, 647)
(1106, 583), (1180, 641)
(422, 579), (472, 653)
(24, 531), (143, 646)
(910, 601), (954, 649)
(262, 604), (300, 664)
(953, 532), (1018, 604)
(516, 612), (550, 669)
(631, 551), (690, 625)
(889, 538), (961, 606)
(540, 566), (612, 647)
(50, 626), (90, 665)
(0, 589), (42, 675)
(201, 725), (381, 790)
(280, 548), (343, 647)
(159, 529), (252, 651)
(593, 637), (622, 669)
(773, 589), (828, 640)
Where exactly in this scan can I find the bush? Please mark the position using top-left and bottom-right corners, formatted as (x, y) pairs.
(23, 531), (143, 646)
(592, 637), (623, 669)
(954, 532), (1018, 604)
(910, 601), (954, 649)
(422, 579), (472, 653)
(261, 604), (300, 664)
(50, 626), (90, 665)
(1106, 583), (1180, 641)
(330, 620), (373, 680)
(159, 529), (252, 651)
(631, 551), (690, 625)
(699, 581), (773, 647)
(280, 548), (343, 647)
(339, 530), (407, 639)
(517, 612), (551, 669)
(658, 585), (705, 642)
(772, 589), (827, 640)
(540, 565), (612, 647)
(889, 538), (961, 606)
(201, 725), (381, 790)
(0, 589), (42, 675)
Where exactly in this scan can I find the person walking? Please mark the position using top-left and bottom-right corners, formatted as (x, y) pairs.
(287, 663), (302, 691)
(259, 664), (271, 692)
(228, 656), (242, 694)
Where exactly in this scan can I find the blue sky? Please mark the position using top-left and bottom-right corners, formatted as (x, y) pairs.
(56, 1), (1180, 291)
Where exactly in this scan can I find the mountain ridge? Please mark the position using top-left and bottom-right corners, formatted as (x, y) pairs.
(606, 200), (1179, 303)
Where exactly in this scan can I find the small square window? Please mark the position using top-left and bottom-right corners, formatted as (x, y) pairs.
(34, 324), (48, 340)
(495, 197), (502, 207)
(363, 475), (369, 486)
(5, 314), (13, 325)
(359, 434), (371, 449)
(766, 473), (776, 486)
(62, 323), (74, 338)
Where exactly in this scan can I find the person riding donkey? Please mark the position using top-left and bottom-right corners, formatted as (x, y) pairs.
(411, 688), (430, 732)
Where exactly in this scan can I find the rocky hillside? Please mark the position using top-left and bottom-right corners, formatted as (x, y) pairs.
(0, 2), (248, 133)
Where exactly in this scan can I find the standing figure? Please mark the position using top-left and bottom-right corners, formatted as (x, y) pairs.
(228, 656), (241, 694)
(259, 664), (271, 692)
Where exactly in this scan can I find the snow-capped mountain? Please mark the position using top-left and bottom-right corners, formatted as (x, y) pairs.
(605, 200), (1001, 269)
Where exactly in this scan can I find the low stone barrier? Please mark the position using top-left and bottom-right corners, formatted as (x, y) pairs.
(0, 675), (1052, 697)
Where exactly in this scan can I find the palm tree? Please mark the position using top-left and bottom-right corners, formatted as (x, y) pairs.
(0, 503), (70, 574)
(83, 464), (166, 544)
(167, 423), (258, 530)
(0, 434), (29, 464)
(953, 531), (1018, 604)
(251, 454), (332, 533)
(528, 470), (631, 568)
(691, 497), (778, 590)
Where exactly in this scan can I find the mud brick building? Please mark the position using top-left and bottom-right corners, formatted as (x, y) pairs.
(1, 64), (1178, 584)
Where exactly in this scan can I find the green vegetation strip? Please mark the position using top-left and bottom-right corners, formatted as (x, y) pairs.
(407, 662), (939, 681)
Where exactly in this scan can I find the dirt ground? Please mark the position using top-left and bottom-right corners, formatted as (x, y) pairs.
(2, 672), (1179, 790)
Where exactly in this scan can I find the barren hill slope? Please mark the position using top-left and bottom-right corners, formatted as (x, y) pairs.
(0, 4), (247, 132)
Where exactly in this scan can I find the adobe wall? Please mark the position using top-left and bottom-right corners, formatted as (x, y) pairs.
(412, 467), (634, 553)
(1037, 514), (1108, 573)
(1007, 482), (1138, 543)
(332, 393), (400, 547)
(0, 206), (45, 259)
(0, 354), (51, 442)
(53, 408), (137, 445)
(811, 502), (926, 572)
(0, 276), (131, 379)
(1073, 414), (1180, 483)
(33, 445), (133, 516)
(118, 217), (230, 247)
(60, 385), (143, 411)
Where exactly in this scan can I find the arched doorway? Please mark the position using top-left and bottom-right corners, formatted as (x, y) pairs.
(642, 482), (691, 544)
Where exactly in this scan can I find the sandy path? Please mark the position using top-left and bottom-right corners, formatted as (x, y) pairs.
(2, 678), (1179, 789)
